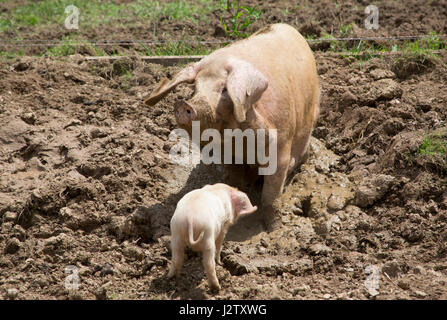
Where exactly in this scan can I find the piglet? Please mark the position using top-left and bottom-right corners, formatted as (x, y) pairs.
(168, 183), (257, 291)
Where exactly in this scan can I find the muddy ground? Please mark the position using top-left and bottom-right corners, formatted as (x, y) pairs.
(1, 49), (446, 300)
(1, 0), (447, 300)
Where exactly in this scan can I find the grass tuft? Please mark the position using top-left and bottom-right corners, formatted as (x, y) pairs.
(219, 0), (262, 38)
(418, 128), (447, 158)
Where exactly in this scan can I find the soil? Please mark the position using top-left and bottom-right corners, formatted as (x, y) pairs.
(1, 1), (447, 300)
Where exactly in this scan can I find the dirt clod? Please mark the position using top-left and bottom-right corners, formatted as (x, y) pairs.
(4, 238), (21, 254)
(6, 288), (19, 300)
(354, 174), (395, 208)
(3, 211), (17, 222)
(308, 243), (332, 256)
(382, 261), (401, 278)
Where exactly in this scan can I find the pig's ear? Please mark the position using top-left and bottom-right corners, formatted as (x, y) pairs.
(144, 62), (201, 106)
(230, 189), (258, 218)
(226, 58), (268, 123)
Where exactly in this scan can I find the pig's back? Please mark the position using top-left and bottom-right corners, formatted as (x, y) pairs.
(214, 23), (319, 138)
(222, 23), (315, 80)
(171, 189), (228, 243)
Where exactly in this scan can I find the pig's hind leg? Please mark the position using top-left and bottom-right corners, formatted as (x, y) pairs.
(202, 240), (221, 292)
(215, 232), (226, 265)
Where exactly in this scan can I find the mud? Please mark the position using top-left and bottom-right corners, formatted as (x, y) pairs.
(1, 0), (447, 300)
(0, 48), (446, 300)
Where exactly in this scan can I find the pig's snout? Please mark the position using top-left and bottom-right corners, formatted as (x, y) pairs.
(174, 100), (197, 125)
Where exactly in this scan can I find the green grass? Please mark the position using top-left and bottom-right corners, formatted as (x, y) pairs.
(0, 0), (219, 33)
(44, 38), (107, 56)
(418, 128), (447, 158)
(0, 48), (25, 59)
(139, 35), (216, 56)
(0, 0), (221, 58)
(339, 23), (353, 38)
(396, 31), (446, 64)
(311, 30), (446, 63)
(45, 40), (76, 56)
(1, 1), (446, 58)
(219, 0), (262, 38)
(403, 31), (445, 52)
(120, 70), (133, 90)
(132, 0), (218, 23)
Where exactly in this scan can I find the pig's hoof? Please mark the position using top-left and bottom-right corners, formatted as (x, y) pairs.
(167, 270), (175, 279)
(265, 219), (282, 232)
(263, 207), (282, 232)
(210, 284), (221, 293)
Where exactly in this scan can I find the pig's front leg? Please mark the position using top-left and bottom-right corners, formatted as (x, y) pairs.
(168, 237), (185, 278)
(260, 142), (291, 232)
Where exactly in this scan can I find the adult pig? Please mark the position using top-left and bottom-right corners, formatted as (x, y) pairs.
(145, 24), (320, 231)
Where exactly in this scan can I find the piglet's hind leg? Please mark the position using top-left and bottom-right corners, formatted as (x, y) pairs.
(202, 245), (220, 292)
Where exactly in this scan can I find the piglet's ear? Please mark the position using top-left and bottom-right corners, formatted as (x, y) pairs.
(230, 189), (257, 218)
(144, 62), (201, 106)
(226, 58), (268, 123)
